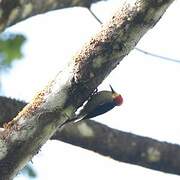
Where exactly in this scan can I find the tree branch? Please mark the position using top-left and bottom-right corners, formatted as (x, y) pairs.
(88, 9), (180, 64)
(54, 121), (180, 176)
(0, 97), (26, 127)
(0, 0), (101, 32)
(0, 0), (174, 179)
(1, 96), (180, 176)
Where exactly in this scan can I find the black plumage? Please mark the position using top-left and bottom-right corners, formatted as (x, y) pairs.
(61, 87), (122, 127)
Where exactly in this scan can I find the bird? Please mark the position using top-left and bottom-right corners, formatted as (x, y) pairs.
(61, 85), (123, 127)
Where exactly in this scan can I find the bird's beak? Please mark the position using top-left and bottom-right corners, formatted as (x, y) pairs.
(109, 84), (116, 93)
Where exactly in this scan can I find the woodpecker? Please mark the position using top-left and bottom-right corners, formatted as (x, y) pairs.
(61, 85), (123, 127)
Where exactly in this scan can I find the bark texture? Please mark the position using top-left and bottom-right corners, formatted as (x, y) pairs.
(0, 0), (175, 179)
(1, 95), (180, 176)
(0, 0), (101, 32)
(56, 120), (180, 175)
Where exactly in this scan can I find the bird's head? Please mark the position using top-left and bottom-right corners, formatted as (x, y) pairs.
(109, 85), (123, 106)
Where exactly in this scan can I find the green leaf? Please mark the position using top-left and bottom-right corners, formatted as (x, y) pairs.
(0, 33), (26, 70)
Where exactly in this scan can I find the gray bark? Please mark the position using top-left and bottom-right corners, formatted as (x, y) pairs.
(0, 0), (101, 32)
(55, 120), (180, 176)
(1, 96), (180, 175)
(0, 0), (175, 179)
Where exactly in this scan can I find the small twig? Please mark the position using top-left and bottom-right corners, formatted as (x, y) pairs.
(89, 9), (103, 24)
(135, 47), (180, 63)
(88, 8), (180, 64)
